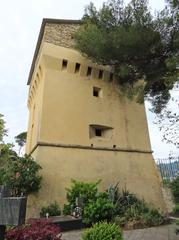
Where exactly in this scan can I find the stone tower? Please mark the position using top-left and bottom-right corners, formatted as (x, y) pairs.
(26, 18), (166, 217)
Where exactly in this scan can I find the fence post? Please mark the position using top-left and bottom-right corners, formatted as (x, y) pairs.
(0, 225), (6, 240)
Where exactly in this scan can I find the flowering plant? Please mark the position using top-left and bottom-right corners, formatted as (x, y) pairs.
(6, 219), (62, 240)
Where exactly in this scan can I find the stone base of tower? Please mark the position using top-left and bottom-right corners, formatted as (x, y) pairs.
(26, 145), (166, 218)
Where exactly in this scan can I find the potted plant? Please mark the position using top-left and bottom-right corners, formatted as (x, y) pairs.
(0, 155), (42, 226)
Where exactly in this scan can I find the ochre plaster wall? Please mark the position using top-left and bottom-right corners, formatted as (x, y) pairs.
(26, 42), (166, 217)
(26, 20), (165, 217)
(27, 146), (165, 218)
(28, 43), (152, 151)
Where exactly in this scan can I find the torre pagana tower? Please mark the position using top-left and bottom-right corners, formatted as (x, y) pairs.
(26, 18), (166, 217)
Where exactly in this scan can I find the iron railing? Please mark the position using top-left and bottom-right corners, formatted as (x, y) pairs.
(156, 157), (179, 180)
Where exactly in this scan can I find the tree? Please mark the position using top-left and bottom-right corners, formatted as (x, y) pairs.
(2, 155), (42, 196)
(0, 113), (7, 143)
(154, 85), (179, 147)
(0, 114), (42, 195)
(15, 131), (27, 155)
(0, 144), (18, 184)
(75, 0), (179, 113)
(156, 109), (179, 147)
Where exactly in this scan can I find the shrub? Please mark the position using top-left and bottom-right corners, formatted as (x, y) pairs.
(81, 222), (123, 240)
(2, 155), (42, 196)
(40, 201), (61, 217)
(6, 219), (62, 240)
(176, 219), (179, 235)
(63, 179), (100, 215)
(112, 186), (164, 228)
(173, 204), (179, 215)
(141, 208), (164, 227)
(63, 204), (72, 215)
(66, 179), (100, 206)
(83, 192), (114, 225)
(113, 216), (127, 227)
(170, 177), (179, 203)
(113, 188), (148, 216)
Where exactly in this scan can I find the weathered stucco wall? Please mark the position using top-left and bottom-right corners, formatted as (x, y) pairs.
(27, 146), (165, 218)
(27, 43), (152, 153)
(26, 21), (166, 217)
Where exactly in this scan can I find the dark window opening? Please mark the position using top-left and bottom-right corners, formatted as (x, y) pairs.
(62, 59), (68, 69)
(95, 128), (102, 137)
(75, 63), (80, 73)
(110, 73), (113, 81)
(93, 89), (99, 97)
(93, 87), (101, 97)
(87, 67), (92, 76)
(98, 70), (103, 79)
(89, 124), (113, 139)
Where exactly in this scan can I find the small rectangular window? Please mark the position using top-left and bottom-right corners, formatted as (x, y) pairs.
(93, 87), (102, 98)
(87, 67), (92, 76)
(95, 128), (102, 137)
(109, 73), (113, 81)
(98, 70), (103, 79)
(62, 59), (68, 70)
(75, 63), (80, 73)
(89, 125), (113, 139)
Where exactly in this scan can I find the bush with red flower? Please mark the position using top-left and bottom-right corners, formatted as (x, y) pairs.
(6, 219), (62, 240)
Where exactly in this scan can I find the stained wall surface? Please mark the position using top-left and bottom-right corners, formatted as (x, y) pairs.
(26, 21), (166, 217)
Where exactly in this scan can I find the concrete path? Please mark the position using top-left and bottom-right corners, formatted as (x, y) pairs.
(62, 224), (179, 240)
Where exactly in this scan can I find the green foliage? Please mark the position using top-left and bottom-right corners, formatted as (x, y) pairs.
(1, 155), (42, 196)
(113, 188), (148, 216)
(176, 219), (179, 235)
(63, 179), (100, 214)
(64, 180), (164, 228)
(141, 208), (164, 227)
(15, 132), (27, 147)
(83, 192), (114, 224)
(66, 179), (100, 205)
(64, 180), (114, 224)
(173, 204), (179, 214)
(112, 187), (164, 227)
(75, 0), (179, 113)
(154, 105), (179, 147)
(170, 177), (179, 203)
(0, 113), (7, 143)
(81, 222), (123, 240)
(0, 144), (18, 185)
(63, 204), (71, 215)
(40, 201), (61, 217)
(15, 132), (27, 154)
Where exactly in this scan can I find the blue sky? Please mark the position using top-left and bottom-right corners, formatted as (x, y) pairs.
(0, 0), (178, 158)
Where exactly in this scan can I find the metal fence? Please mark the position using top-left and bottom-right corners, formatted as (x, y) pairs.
(156, 157), (179, 181)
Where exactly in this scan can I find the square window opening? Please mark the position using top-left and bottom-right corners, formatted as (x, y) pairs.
(93, 87), (102, 97)
(95, 128), (102, 137)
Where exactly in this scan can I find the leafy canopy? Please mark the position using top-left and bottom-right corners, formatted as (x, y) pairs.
(1, 155), (42, 196)
(15, 131), (27, 148)
(0, 114), (7, 143)
(75, 0), (179, 113)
